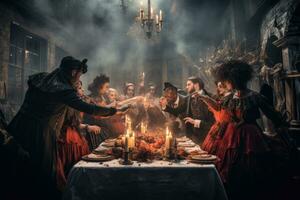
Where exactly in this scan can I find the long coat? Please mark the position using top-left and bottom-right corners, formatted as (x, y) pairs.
(164, 93), (214, 144)
(7, 69), (115, 195)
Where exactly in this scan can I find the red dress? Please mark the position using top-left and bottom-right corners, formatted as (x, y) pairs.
(56, 109), (90, 190)
(201, 108), (231, 155)
(215, 90), (290, 200)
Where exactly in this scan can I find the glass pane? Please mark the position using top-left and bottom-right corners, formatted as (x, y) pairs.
(8, 65), (23, 104)
(9, 45), (16, 64)
(16, 48), (24, 67)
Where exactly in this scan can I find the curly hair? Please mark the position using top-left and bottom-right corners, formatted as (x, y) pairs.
(214, 60), (253, 90)
(88, 74), (110, 96)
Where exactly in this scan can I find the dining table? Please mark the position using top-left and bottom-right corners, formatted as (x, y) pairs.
(63, 138), (228, 200)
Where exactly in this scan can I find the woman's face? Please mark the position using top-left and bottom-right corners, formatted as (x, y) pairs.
(126, 86), (135, 97)
(224, 81), (233, 91)
(98, 82), (110, 95)
(108, 90), (117, 101)
(217, 82), (227, 96)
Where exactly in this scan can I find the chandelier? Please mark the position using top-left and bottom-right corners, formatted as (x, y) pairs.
(138, 0), (163, 39)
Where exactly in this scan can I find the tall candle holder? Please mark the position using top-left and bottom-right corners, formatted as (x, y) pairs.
(172, 137), (179, 163)
(119, 133), (133, 165)
(164, 126), (173, 160)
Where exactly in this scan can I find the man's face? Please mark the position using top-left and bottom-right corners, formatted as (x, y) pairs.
(126, 86), (135, 97)
(186, 80), (195, 94)
(98, 82), (110, 95)
(164, 89), (177, 104)
(76, 83), (84, 97)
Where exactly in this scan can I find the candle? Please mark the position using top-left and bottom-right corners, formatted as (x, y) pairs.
(125, 115), (132, 132)
(126, 131), (135, 149)
(151, 7), (153, 19)
(165, 126), (171, 149)
(156, 14), (159, 24)
(141, 122), (145, 134)
(132, 131), (135, 148)
(141, 121), (147, 134)
(125, 134), (129, 152)
(159, 10), (162, 21)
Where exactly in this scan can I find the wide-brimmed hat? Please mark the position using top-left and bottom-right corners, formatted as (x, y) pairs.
(59, 56), (88, 74)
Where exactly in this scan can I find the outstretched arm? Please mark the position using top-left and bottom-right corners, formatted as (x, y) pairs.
(60, 90), (117, 117)
(196, 94), (220, 112)
(258, 94), (288, 128)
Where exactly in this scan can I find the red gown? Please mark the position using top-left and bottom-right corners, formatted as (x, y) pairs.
(215, 90), (290, 200)
(201, 108), (231, 155)
(56, 109), (90, 190)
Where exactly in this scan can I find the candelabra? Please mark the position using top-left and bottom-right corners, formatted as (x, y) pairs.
(138, 0), (163, 39)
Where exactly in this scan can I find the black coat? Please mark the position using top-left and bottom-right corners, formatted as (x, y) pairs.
(164, 93), (214, 144)
(7, 69), (116, 194)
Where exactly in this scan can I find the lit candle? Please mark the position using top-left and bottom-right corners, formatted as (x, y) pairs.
(141, 122), (145, 134)
(151, 7), (153, 19)
(159, 10), (162, 21)
(165, 126), (170, 149)
(156, 14), (159, 24)
(128, 134), (132, 149)
(125, 115), (132, 132)
(125, 133), (129, 152)
(132, 131), (135, 148)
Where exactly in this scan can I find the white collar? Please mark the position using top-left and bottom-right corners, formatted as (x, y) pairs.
(173, 95), (180, 107)
(198, 89), (205, 95)
(224, 91), (232, 97)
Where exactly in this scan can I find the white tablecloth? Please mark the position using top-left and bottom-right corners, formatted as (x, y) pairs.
(63, 159), (227, 200)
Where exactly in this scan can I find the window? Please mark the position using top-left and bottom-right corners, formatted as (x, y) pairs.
(8, 22), (48, 107)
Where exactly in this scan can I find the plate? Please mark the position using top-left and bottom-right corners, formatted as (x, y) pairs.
(176, 137), (190, 142)
(177, 143), (196, 148)
(190, 154), (217, 161)
(101, 142), (115, 147)
(189, 150), (208, 156)
(189, 159), (216, 164)
(81, 154), (114, 162)
(105, 139), (117, 143)
(92, 149), (109, 154)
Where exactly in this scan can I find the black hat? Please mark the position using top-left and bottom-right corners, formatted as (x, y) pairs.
(163, 82), (177, 91)
(59, 56), (88, 74)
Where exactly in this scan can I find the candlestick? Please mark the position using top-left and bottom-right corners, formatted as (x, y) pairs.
(140, 8), (144, 19)
(120, 135), (133, 165)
